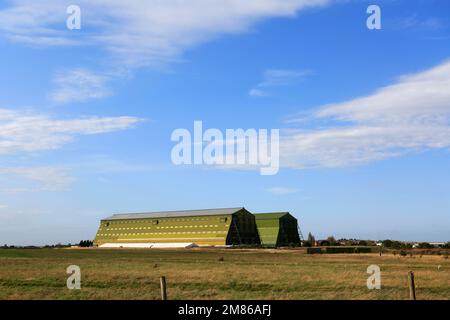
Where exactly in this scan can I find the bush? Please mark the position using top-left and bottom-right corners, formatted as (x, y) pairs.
(79, 240), (93, 247)
(382, 239), (407, 249)
(325, 247), (355, 254)
(418, 242), (433, 249)
(399, 250), (408, 256)
(382, 240), (393, 248)
(355, 247), (372, 254)
(391, 241), (404, 249)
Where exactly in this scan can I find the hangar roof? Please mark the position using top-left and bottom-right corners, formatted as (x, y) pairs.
(254, 212), (293, 220)
(103, 207), (245, 220)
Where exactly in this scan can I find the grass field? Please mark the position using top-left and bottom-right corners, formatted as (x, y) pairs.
(0, 248), (448, 300)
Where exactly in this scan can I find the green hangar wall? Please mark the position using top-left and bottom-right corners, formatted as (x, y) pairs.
(94, 207), (260, 247)
(254, 212), (301, 247)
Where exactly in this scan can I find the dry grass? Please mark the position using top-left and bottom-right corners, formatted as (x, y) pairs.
(0, 248), (448, 300)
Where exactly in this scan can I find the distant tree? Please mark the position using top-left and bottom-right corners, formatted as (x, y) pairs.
(79, 240), (93, 248)
(382, 239), (393, 248)
(404, 243), (413, 249)
(391, 241), (403, 249)
(327, 236), (337, 246)
(307, 232), (316, 247)
(444, 242), (450, 249)
(418, 242), (433, 249)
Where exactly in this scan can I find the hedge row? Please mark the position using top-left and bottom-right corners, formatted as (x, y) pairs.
(306, 247), (374, 254)
(306, 248), (323, 254)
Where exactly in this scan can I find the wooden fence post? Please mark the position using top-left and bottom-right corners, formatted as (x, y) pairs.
(408, 271), (416, 300)
(160, 276), (167, 300)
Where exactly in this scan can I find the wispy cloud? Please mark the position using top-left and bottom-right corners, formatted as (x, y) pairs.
(0, 166), (74, 192)
(281, 60), (450, 168)
(266, 187), (299, 195)
(49, 69), (112, 104)
(0, 108), (142, 155)
(248, 88), (269, 97)
(0, 0), (331, 68)
(393, 14), (446, 31)
(249, 69), (312, 97)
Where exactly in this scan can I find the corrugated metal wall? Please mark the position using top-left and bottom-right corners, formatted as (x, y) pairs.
(94, 208), (261, 246)
(94, 215), (232, 246)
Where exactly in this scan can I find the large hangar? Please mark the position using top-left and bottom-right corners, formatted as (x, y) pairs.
(254, 212), (301, 247)
(94, 207), (261, 247)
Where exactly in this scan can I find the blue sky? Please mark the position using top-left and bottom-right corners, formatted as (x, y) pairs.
(0, 0), (449, 245)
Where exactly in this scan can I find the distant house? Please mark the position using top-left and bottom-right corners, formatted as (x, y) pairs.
(430, 242), (445, 248)
(412, 242), (445, 248)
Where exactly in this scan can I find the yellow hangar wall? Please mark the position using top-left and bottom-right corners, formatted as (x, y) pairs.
(93, 208), (261, 246)
(94, 215), (232, 246)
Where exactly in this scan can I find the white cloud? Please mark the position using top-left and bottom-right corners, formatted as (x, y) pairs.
(49, 69), (112, 104)
(267, 187), (299, 195)
(248, 88), (269, 97)
(393, 14), (445, 31)
(260, 69), (312, 87)
(0, 0), (330, 68)
(1, 1), (329, 104)
(0, 108), (142, 155)
(249, 69), (312, 97)
(282, 60), (450, 168)
(0, 166), (74, 192)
